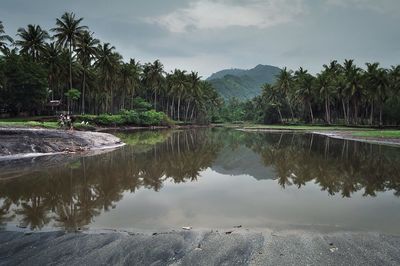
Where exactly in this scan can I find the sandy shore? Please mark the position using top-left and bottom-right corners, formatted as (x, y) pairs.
(0, 229), (399, 265)
(0, 128), (124, 160)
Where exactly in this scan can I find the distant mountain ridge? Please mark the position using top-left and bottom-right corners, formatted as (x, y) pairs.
(207, 64), (281, 100)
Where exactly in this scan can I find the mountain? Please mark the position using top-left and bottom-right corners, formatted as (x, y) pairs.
(207, 64), (281, 100)
(211, 145), (276, 181)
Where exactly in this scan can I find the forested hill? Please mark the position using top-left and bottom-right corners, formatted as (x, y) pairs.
(207, 64), (281, 100)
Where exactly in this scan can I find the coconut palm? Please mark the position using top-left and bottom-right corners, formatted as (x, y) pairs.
(51, 12), (88, 91)
(42, 42), (63, 100)
(294, 67), (315, 123)
(143, 60), (164, 111)
(95, 43), (122, 113)
(185, 71), (201, 121)
(342, 60), (363, 124)
(15, 24), (49, 61)
(0, 21), (13, 54)
(275, 67), (295, 120)
(75, 31), (99, 113)
(262, 83), (284, 122)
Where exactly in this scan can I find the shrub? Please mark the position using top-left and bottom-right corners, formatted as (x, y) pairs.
(119, 109), (140, 125)
(132, 97), (152, 112)
(139, 110), (165, 126)
(76, 109), (173, 127)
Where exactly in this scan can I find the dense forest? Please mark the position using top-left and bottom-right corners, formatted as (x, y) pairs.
(1, 13), (399, 126)
(219, 61), (400, 126)
(0, 13), (221, 123)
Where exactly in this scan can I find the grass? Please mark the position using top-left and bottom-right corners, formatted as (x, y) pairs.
(0, 120), (59, 129)
(352, 130), (400, 138)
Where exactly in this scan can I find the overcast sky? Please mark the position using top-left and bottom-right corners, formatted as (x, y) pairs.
(1, 0), (399, 77)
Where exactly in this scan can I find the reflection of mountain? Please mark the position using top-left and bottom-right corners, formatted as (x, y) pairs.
(211, 145), (276, 180)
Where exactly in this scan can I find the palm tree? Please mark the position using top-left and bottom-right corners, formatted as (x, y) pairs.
(365, 63), (380, 125)
(15, 24), (49, 61)
(95, 43), (121, 113)
(185, 71), (201, 121)
(320, 60), (341, 124)
(0, 21), (13, 54)
(294, 67), (315, 123)
(275, 67), (294, 120)
(43, 42), (63, 100)
(75, 31), (99, 113)
(262, 83), (284, 122)
(374, 67), (389, 126)
(343, 60), (363, 124)
(169, 69), (189, 121)
(316, 71), (331, 124)
(51, 12), (88, 91)
(143, 60), (164, 110)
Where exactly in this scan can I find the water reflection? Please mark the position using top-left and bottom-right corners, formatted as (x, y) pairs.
(0, 128), (399, 231)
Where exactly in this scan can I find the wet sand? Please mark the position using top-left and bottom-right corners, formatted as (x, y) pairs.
(0, 229), (399, 265)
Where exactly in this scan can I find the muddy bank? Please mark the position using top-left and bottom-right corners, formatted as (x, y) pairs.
(0, 229), (399, 265)
(0, 128), (124, 159)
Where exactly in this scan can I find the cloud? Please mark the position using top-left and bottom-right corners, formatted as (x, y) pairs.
(325, 0), (400, 14)
(146, 0), (304, 33)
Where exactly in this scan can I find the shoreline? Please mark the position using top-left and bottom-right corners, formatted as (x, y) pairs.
(0, 127), (125, 160)
(1, 228), (399, 265)
(240, 127), (400, 147)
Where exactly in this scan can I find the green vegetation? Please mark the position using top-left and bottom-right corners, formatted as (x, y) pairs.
(78, 109), (172, 127)
(207, 64), (281, 100)
(0, 120), (58, 128)
(0, 16), (220, 124)
(217, 60), (400, 127)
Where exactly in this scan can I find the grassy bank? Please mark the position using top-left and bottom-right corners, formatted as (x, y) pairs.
(0, 110), (174, 130)
(0, 120), (59, 129)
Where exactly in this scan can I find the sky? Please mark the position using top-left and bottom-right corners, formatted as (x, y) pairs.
(1, 0), (399, 77)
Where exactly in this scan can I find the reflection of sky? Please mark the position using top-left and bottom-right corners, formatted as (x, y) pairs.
(92, 168), (400, 235)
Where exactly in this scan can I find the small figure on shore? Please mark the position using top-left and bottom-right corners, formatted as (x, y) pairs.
(58, 114), (73, 130)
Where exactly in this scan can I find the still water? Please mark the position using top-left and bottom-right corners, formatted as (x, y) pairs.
(1, 128), (400, 234)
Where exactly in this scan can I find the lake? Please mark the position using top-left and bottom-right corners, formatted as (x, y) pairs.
(1, 128), (400, 234)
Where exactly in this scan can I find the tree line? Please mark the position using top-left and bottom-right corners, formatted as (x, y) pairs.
(220, 60), (400, 126)
(0, 13), (221, 123)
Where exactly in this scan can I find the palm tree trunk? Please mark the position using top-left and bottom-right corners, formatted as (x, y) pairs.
(190, 105), (195, 121)
(177, 96), (181, 121)
(69, 42), (73, 90)
(81, 69), (86, 114)
(171, 96), (175, 119)
(370, 101), (374, 125)
(185, 100), (191, 121)
(277, 107), (283, 123)
(154, 90), (157, 111)
(342, 99), (347, 125)
(309, 102), (314, 123)
(379, 103), (383, 127)
(325, 97), (330, 124)
(287, 97), (294, 121)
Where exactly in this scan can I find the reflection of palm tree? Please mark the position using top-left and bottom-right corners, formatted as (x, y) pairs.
(15, 196), (50, 230)
(0, 200), (14, 229)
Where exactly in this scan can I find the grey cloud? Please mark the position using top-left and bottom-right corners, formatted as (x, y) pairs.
(0, 0), (399, 77)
